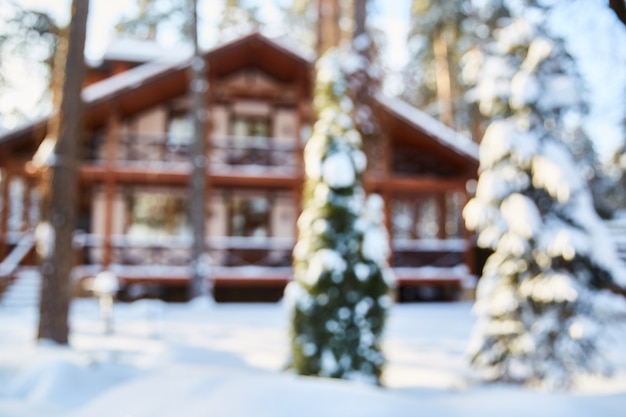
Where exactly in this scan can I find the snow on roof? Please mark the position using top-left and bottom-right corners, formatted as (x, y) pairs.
(81, 31), (313, 108)
(374, 93), (479, 163)
(93, 37), (193, 66)
(264, 34), (316, 64)
(82, 55), (190, 105)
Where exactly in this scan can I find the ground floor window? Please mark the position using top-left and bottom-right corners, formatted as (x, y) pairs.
(392, 191), (465, 240)
(227, 193), (271, 238)
(126, 190), (190, 238)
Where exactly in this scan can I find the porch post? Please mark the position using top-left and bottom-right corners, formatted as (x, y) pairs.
(294, 97), (306, 231)
(0, 170), (9, 261)
(461, 185), (476, 277)
(381, 131), (393, 245)
(102, 110), (119, 269)
(24, 179), (34, 232)
(437, 193), (446, 240)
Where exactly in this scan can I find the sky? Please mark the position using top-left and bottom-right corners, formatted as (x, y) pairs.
(18, 0), (411, 66)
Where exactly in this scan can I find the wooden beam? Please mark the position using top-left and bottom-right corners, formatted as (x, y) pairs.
(461, 189), (476, 277)
(365, 175), (468, 193)
(23, 179), (32, 232)
(102, 110), (120, 268)
(437, 193), (446, 240)
(0, 171), (9, 260)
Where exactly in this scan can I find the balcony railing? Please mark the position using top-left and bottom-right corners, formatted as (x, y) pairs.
(391, 238), (466, 268)
(89, 132), (297, 170)
(77, 234), (295, 270)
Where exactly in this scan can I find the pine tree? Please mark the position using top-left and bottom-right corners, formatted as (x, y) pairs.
(0, 1), (59, 129)
(287, 43), (392, 385)
(280, 0), (317, 51)
(217, 0), (261, 41)
(115, 0), (187, 43)
(404, 0), (508, 139)
(463, 2), (626, 390)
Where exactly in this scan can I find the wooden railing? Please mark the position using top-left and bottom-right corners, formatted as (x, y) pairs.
(89, 132), (297, 169)
(0, 232), (35, 294)
(77, 234), (295, 270)
(391, 238), (466, 268)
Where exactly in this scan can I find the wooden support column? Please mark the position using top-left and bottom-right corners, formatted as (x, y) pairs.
(293, 97), (306, 231)
(437, 193), (447, 240)
(461, 185), (476, 277)
(23, 179), (33, 232)
(381, 131), (393, 245)
(0, 170), (9, 261)
(102, 110), (120, 269)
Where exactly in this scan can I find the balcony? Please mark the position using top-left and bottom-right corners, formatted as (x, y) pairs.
(88, 132), (298, 174)
(74, 234), (295, 287)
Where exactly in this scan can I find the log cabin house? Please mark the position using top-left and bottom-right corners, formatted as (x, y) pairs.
(0, 32), (479, 302)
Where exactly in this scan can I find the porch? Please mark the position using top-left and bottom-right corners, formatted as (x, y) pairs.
(68, 233), (473, 302)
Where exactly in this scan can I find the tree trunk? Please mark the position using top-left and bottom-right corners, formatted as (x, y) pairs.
(610, 0), (626, 27)
(188, 0), (210, 300)
(353, 0), (366, 39)
(317, 0), (340, 56)
(37, 0), (89, 344)
(433, 27), (455, 128)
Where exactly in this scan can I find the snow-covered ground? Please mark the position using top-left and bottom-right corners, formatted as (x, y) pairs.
(1, 298), (626, 417)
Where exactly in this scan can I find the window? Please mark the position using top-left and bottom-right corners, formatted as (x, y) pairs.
(392, 196), (440, 240)
(445, 191), (464, 238)
(167, 111), (193, 149)
(126, 191), (190, 238)
(229, 116), (271, 164)
(228, 195), (270, 238)
(392, 193), (465, 240)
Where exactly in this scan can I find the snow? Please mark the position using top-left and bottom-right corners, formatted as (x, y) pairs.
(374, 93), (479, 162)
(1, 300), (626, 417)
(322, 152), (356, 189)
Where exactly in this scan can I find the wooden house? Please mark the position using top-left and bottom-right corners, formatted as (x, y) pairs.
(0, 32), (479, 302)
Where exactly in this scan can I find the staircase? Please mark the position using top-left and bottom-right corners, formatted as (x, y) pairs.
(0, 268), (41, 309)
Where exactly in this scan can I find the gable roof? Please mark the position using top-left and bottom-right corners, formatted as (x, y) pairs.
(374, 93), (479, 171)
(0, 31), (476, 175)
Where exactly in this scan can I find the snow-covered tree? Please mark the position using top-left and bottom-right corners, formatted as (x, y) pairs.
(286, 44), (392, 385)
(463, 2), (626, 390)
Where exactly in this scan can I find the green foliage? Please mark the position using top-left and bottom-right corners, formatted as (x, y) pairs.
(218, 0), (261, 40)
(0, 0), (59, 128)
(288, 46), (391, 385)
(115, 0), (188, 42)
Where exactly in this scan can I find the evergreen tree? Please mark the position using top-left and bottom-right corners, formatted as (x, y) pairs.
(404, 0), (508, 139)
(0, 0), (59, 129)
(217, 0), (261, 41)
(280, 0), (317, 51)
(404, 0), (468, 129)
(115, 0), (187, 43)
(463, 1), (626, 390)
(287, 43), (392, 385)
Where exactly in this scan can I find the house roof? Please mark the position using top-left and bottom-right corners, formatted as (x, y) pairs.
(0, 32), (477, 176)
(374, 93), (478, 166)
(0, 32), (314, 150)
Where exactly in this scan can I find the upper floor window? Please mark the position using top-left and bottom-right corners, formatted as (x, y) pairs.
(228, 195), (270, 238)
(167, 111), (193, 149)
(229, 116), (271, 165)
